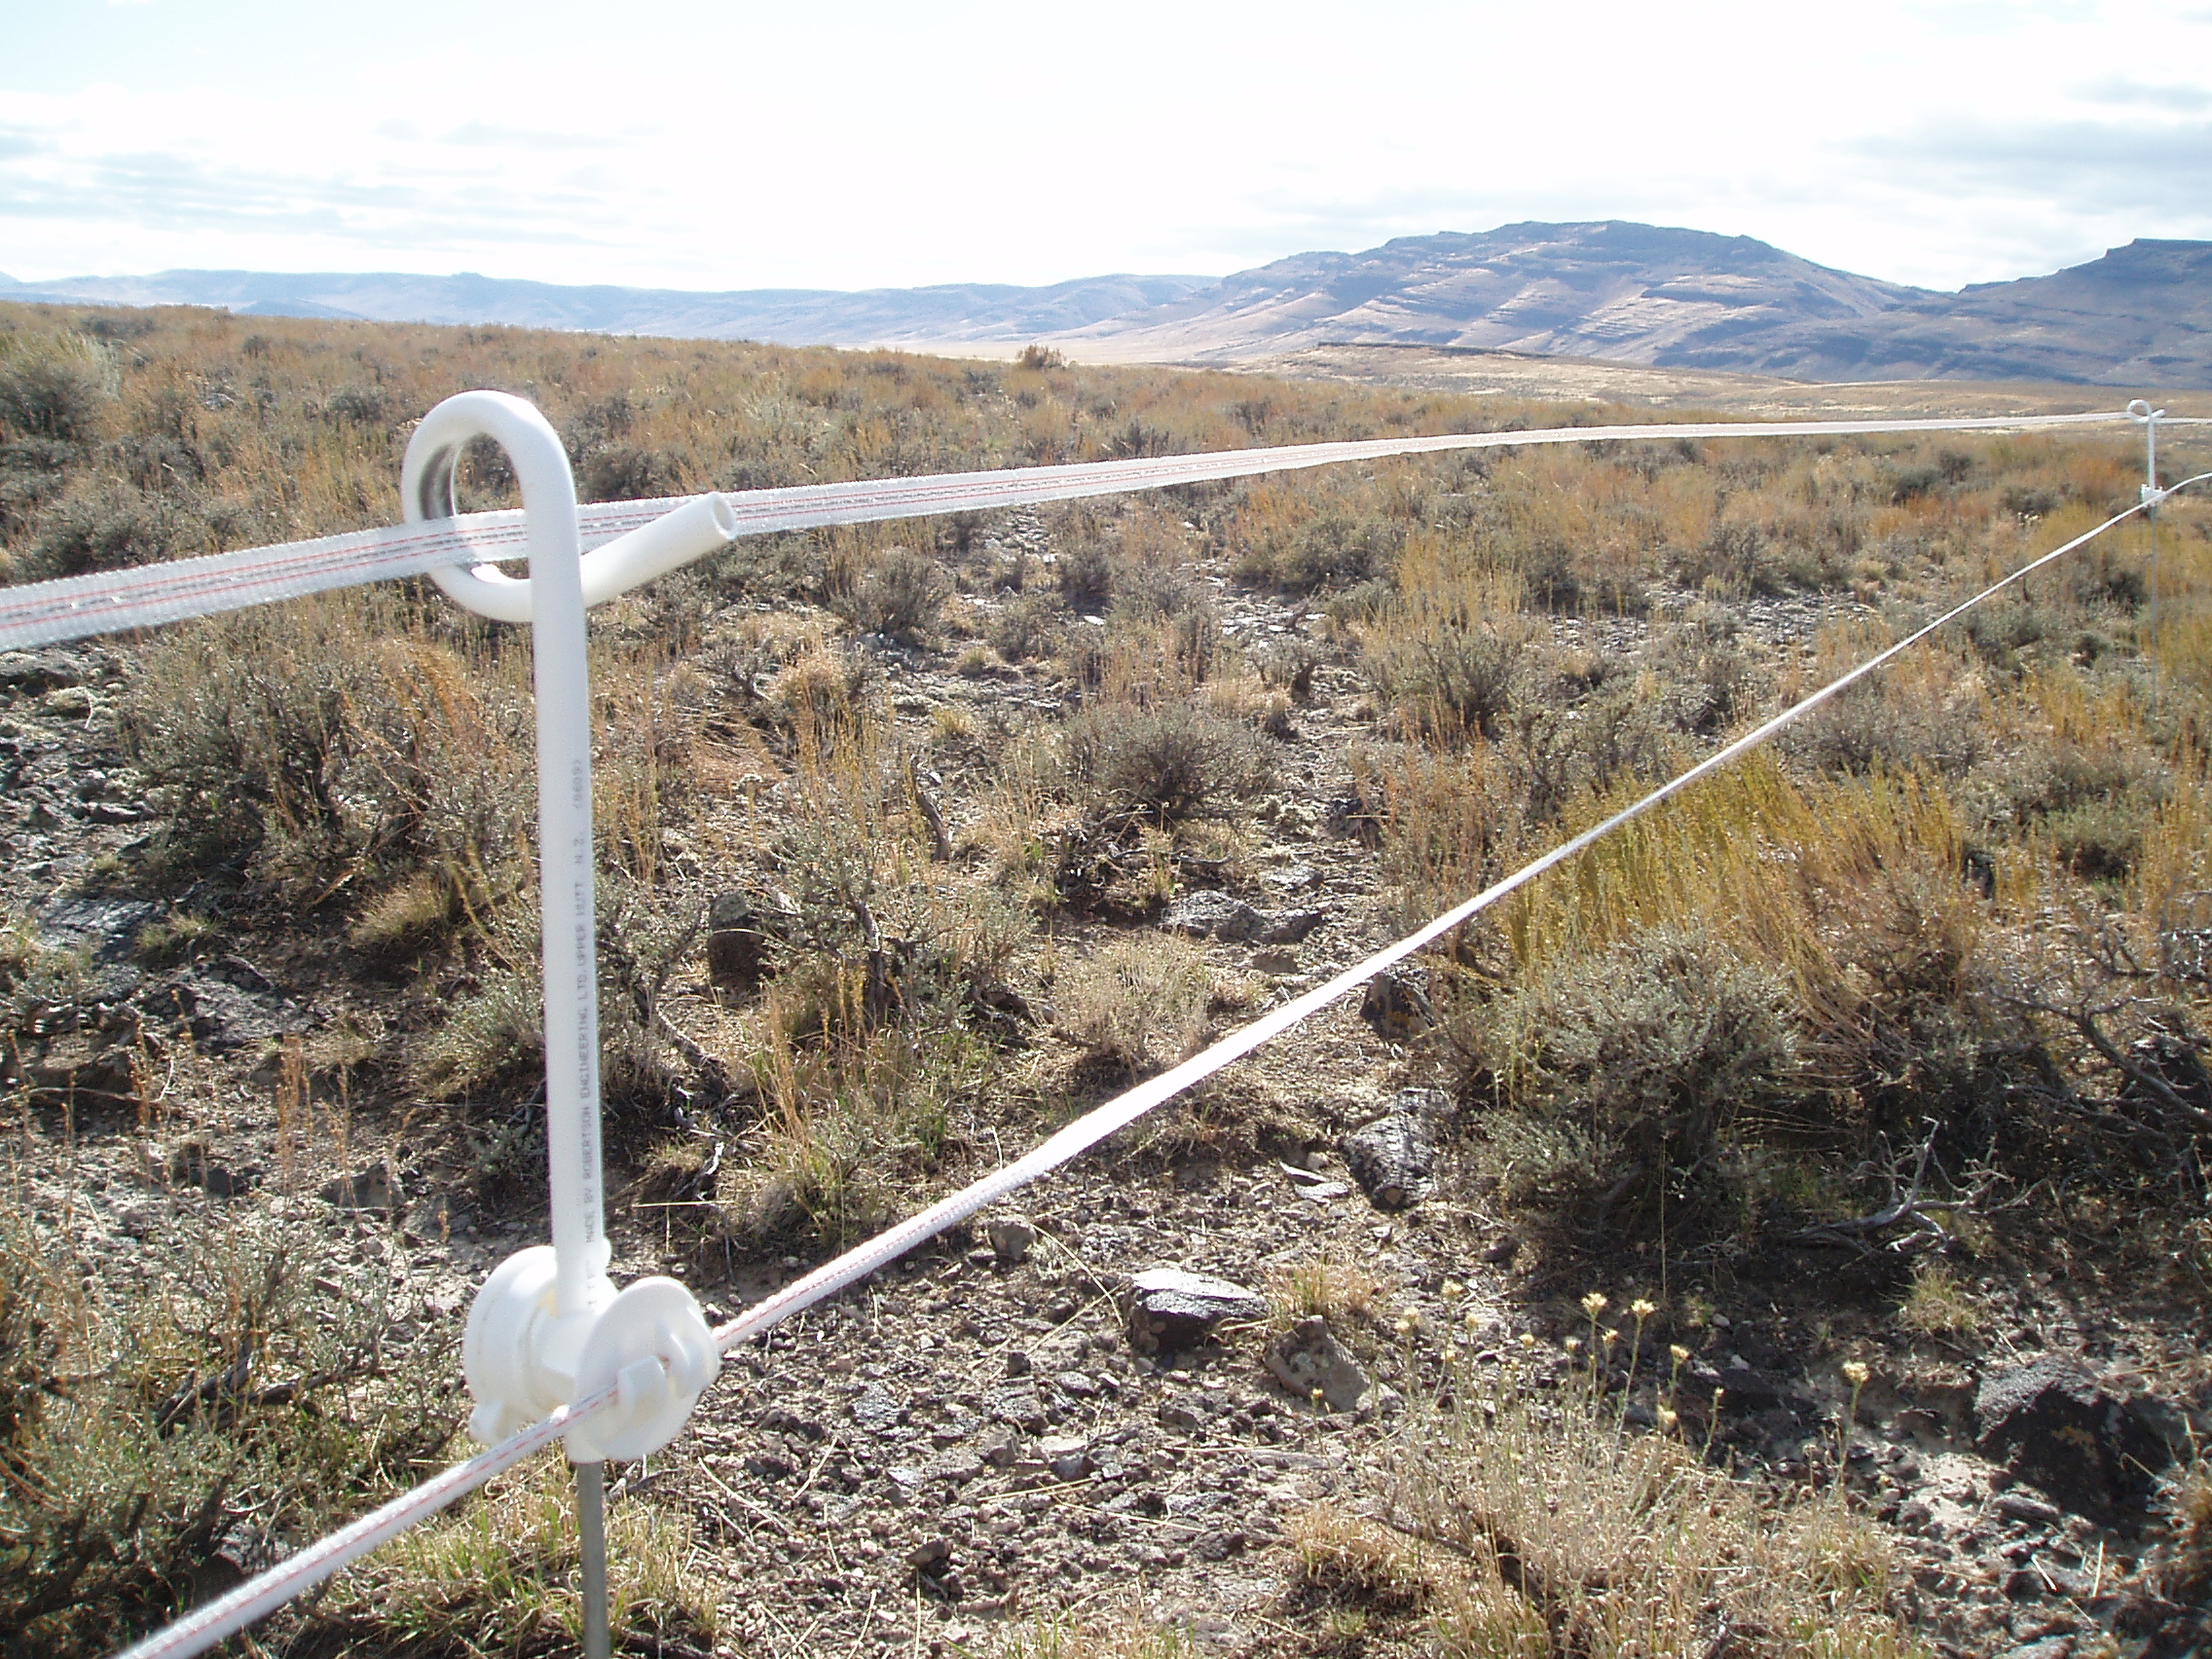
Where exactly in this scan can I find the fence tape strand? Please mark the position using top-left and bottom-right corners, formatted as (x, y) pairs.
(112, 465), (2207, 1659)
(9, 409), (2198, 651)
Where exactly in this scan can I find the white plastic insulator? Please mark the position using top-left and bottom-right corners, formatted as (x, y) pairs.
(462, 1246), (618, 1446)
(416, 491), (739, 622)
(462, 1249), (717, 1457)
(564, 1276), (721, 1461)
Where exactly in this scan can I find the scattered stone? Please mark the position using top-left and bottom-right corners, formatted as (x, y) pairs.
(1342, 1089), (1456, 1209)
(987, 1217), (1037, 1265)
(1038, 1435), (1091, 1480)
(921, 1448), (982, 1484)
(905, 1536), (952, 1571)
(24, 1033), (139, 1101)
(983, 1381), (1048, 1432)
(1160, 891), (1325, 945)
(1356, 1383), (1405, 1419)
(1052, 1369), (1098, 1399)
(166, 974), (311, 1052)
(1267, 1316), (1370, 1411)
(851, 1385), (906, 1434)
(1993, 1492), (2064, 1527)
(1125, 1268), (1269, 1352)
(38, 896), (161, 965)
(0, 649), (85, 690)
(1159, 1397), (1208, 1431)
(1973, 1355), (2171, 1523)
(1359, 970), (1436, 1039)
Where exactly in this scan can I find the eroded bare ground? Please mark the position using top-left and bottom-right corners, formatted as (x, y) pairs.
(1234, 345), (2212, 422)
(5, 483), (2208, 1659)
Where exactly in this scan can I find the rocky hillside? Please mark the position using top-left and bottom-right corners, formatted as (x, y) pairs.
(1693, 238), (2212, 387)
(1059, 228), (2212, 388)
(1052, 222), (1924, 365)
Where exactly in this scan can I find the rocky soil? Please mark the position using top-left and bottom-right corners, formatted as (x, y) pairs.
(2, 513), (2206, 1659)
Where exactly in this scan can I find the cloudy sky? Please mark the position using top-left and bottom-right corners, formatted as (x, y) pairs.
(2, 0), (2207, 295)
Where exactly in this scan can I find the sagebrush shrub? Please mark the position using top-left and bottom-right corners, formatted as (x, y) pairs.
(1063, 699), (1271, 825)
(1467, 923), (1803, 1238)
(830, 546), (950, 639)
(0, 332), (115, 444)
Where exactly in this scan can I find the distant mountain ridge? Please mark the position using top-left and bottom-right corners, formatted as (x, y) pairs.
(1052, 222), (1929, 365)
(5, 222), (2207, 387)
(0, 268), (1216, 345)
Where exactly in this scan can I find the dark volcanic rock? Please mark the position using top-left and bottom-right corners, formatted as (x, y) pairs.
(1973, 1356), (2171, 1523)
(38, 896), (161, 964)
(1342, 1088), (1456, 1209)
(1125, 1268), (1268, 1352)
(1160, 891), (1325, 945)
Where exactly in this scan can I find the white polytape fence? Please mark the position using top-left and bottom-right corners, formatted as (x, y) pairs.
(98, 397), (2207, 1659)
(5, 409), (2193, 651)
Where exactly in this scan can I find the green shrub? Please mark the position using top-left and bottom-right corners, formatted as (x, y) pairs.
(1677, 520), (1784, 597)
(1466, 923), (1804, 1240)
(1064, 700), (1272, 825)
(830, 546), (950, 639)
(990, 592), (1065, 662)
(1055, 537), (1115, 613)
(0, 1208), (459, 1656)
(319, 383), (390, 427)
(0, 332), (116, 445)
(119, 595), (535, 896)
(20, 482), (196, 578)
(1368, 624), (1528, 741)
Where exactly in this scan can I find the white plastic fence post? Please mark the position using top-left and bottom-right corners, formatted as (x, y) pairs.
(2129, 399), (2167, 701)
(400, 392), (721, 1659)
(403, 391), (608, 1319)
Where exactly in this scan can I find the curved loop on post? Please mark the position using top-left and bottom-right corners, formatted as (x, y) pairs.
(402, 392), (583, 622)
(402, 407), (738, 620)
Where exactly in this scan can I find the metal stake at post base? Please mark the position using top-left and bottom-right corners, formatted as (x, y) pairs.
(400, 393), (722, 1656)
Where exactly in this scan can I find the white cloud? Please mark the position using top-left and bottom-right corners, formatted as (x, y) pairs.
(1, 1), (2207, 292)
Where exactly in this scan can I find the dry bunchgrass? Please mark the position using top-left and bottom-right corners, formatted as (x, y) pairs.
(998, 1604), (1200, 1659)
(309, 1456), (717, 1659)
(1056, 936), (1211, 1079)
(1267, 1254), (1385, 1345)
(1324, 1369), (1921, 1659)
(1897, 1261), (1982, 1338)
